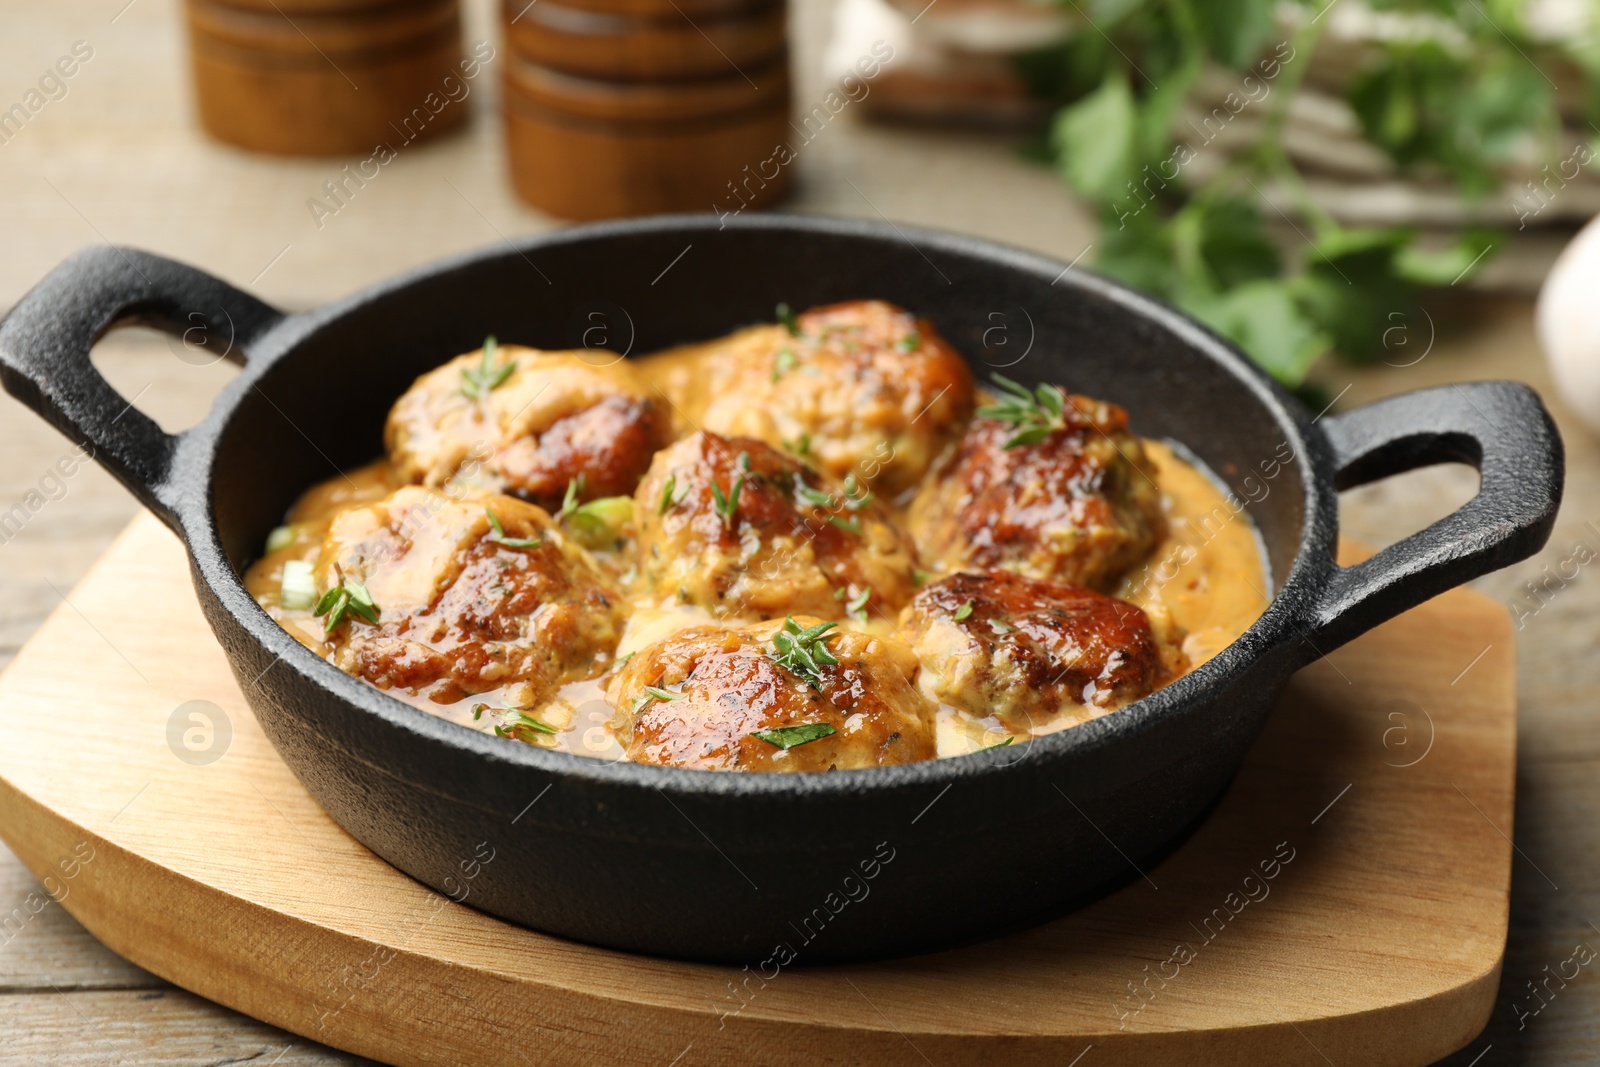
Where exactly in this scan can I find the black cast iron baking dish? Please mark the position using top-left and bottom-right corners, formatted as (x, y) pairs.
(0, 214), (1563, 962)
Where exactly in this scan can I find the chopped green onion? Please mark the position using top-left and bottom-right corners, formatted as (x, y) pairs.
(265, 525), (295, 553)
(279, 559), (316, 610)
(566, 496), (634, 549)
(771, 348), (799, 383)
(752, 722), (835, 749)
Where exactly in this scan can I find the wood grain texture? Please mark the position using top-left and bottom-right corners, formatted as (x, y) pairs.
(186, 0), (468, 156)
(0, 514), (1513, 1066)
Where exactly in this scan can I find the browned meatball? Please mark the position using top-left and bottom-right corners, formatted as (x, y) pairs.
(697, 300), (975, 497)
(632, 431), (920, 619)
(385, 344), (671, 511)
(312, 487), (624, 707)
(606, 618), (936, 771)
(902, 571), (1182, 735)
(908, 384), (1163, 590)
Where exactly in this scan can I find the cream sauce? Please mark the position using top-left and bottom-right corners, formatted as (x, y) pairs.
(242, 343), (1270, 763)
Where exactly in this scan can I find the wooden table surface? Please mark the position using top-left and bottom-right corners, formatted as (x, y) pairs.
(1, 1), (1596, 1064)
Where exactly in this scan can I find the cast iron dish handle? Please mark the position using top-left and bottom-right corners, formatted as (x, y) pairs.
(1299, 380), (1563, 658)
(0, 246), (283, 529)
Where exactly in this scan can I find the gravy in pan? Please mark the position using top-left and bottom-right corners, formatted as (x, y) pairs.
(243, 322), (1270, 764)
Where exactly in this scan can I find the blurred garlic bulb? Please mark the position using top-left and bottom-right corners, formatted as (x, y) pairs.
(1538, 212), (1600, 433)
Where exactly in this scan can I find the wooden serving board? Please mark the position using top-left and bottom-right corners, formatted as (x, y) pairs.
(0, 514), (1514, 1066)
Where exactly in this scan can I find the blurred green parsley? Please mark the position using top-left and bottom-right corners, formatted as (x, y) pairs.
(1021, 0), (1594, 387)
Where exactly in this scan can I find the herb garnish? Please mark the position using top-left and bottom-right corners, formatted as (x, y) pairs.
(658, 473), (687, 516)
(977, 374), (1070, 449)
(566, 495), (633, 548)
(265, 525), (295, 553)
(897, 331), (920, 352)
(474, 704), (559, 742)
(631, 684), (689, 714)
(841, 472), (873, 510)
(752, 722), (836, 749)
(461, 335), (515, 399)
(772, 348), (798, 382)
(786, 433), (813, 457)
(977, 735), (1015, 751)
(556, 475), (587, 522)
(769, 616), (839, 689)
(486, 507), (542, 549)
(987, 618), (1013, 635)
(953, 600), (974, 622)
(846, 588), (871, 624)
(710, 472), (744, 527)
(776, 302), (801, 337)
(313, 571), (380, 633)
(826, 514), (862, 534)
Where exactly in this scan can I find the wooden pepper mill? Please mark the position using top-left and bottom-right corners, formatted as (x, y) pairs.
(186, 0), (470, 156)
(502, 0), (792, 220)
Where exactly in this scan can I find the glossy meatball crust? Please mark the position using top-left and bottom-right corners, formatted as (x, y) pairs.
(902, 571), (1181, 735)
(606, 619), (937, 771)
(313, 487), (624, 706)
(908, 389), (1164, 591)
(632, 431), (920, 619)
(385, 345), (671, 511)
(697, 300), (975, 497)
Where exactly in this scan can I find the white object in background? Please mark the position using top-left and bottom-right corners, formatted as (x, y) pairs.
(1537, 212), (1600, 433)
(825, 0), (913, 82)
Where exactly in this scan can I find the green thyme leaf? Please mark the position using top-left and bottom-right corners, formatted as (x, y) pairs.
(988, 618), (1014, 635)
(658, 473), (688, 516)
(314, 574), (381, 633)
(953, 600), (974, 621)
(977, 735), (1015, 751)
(977, 373), (1070, 450)
(776, 302), (801, 337)
(797, 485), (836, 509)
(826, 514), (862, 534)
(768, 616), (839, 690)
(709, 473), (744, 527)
(842, 472), (873, 509)
(846, 587), (871, 623)
(461, 336), (515, 399)
(752, 722), (836, 749)
(897, 331), (920, 352)
(494, 708), (559, 741)
(557, 475), (586, 522)
(486, 507), (543, 549)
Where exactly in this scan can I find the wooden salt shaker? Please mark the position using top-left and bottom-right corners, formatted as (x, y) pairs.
(186, 0), (470, 156)
(501, 0), (791, 219)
